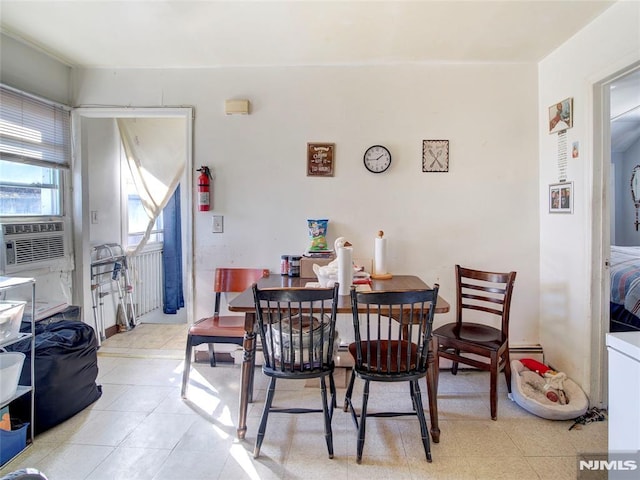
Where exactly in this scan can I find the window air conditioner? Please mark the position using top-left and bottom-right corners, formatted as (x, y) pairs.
(0, 221), (71, 274)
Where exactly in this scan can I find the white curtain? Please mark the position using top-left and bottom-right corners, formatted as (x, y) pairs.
(117, 117), (186, 255)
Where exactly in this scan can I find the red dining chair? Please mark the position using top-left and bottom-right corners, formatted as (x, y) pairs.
(181, 267), (269, 398)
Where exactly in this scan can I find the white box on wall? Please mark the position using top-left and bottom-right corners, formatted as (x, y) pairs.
(225, 99), (250, 115)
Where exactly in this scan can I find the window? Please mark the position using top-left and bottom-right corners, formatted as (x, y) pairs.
(0, 85), (70, 216)
(122, 151), (163, 248)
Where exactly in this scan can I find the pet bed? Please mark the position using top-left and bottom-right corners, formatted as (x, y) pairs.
(510, 359), (588, 420)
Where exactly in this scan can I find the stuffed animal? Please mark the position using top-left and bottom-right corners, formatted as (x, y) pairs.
(544, 371), (568, 404)
(519, 358), (568, 404)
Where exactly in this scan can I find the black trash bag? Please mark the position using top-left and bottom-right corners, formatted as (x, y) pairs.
(7, 320), (102, 434)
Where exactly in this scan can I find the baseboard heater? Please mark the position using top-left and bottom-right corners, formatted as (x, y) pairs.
(197, 344), (545, 368)
(509, 344), (544, 362)
(436, 344), (544, 371)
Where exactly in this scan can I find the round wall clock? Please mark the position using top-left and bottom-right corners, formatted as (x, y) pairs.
(363, 145), (392, 173)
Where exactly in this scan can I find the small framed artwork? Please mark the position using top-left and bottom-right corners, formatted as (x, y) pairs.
(307, 143), (335, 177)
(548, 97), (573, 134)
(549, 182), (573, 213)
(422, 140), (449, 172)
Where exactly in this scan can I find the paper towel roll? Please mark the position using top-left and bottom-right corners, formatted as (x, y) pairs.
(337, 246), (353, 295)
(374, 237), (387, 275)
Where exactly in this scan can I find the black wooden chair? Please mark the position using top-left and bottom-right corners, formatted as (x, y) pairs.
(344, 286), (439, 463)
(432, 265), (516, 420)
(252, 283), (339, 459)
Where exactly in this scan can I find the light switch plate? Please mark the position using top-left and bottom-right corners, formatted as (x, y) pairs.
(212, 215), (224, 233)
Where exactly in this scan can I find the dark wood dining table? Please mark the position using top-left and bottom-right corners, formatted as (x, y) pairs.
(228, 274), (450, 442)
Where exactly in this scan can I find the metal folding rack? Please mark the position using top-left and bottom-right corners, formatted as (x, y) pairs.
(0, 276), (36, 465)
(90, 243), (137, 344)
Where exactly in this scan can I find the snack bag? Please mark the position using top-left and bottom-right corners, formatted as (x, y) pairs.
(307, 219), (329, 251)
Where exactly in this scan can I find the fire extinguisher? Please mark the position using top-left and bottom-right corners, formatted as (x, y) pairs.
(197, 166), (212, 211)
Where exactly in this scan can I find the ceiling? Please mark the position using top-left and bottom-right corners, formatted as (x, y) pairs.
(1, 0), (637, 151)
(0, 1), (616, 68)
(610, 69), (640, 153)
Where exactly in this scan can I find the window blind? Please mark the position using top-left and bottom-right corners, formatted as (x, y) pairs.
(0, 85), (71, 169)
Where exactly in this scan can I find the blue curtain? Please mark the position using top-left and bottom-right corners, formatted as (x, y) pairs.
(162, 185), (184, 314)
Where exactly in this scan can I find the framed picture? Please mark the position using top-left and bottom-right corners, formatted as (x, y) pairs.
(548, 97), (573, 134)
(422, 140), (449, 172)
(549, 182), (573, 213)
(307, 143), (335, 177)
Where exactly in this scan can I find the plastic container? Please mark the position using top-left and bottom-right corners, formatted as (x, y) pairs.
(288, 255), (301, 277)
(0, 301), (26, 341)
(0, 422), (29, 465)
(0, 352), (26, 404)
(280, 255), (289, 275)
(267, 314), (334, 364)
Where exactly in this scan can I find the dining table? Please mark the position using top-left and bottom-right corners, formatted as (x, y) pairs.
(228, 273), (450, 443)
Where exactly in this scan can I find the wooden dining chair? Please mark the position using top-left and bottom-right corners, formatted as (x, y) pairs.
(432, 265), (516, 420)
(181, 267), (269, 398)
(252, 283), (339, 459)
(344, 286), (439, 464)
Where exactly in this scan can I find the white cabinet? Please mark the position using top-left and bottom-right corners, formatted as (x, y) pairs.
(0, 276), (35, 465)
(606, 332), (640, 452)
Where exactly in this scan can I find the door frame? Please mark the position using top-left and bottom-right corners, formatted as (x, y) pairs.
(71, 107), (194, 330)
(591, 62), (640, 407)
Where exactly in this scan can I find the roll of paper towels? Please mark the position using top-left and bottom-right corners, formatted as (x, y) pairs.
(337, 246), (353, 295)
(374, 236), (387, 275)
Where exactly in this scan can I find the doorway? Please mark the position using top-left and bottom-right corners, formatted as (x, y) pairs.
(591, 63), (640, 407)
(71, 107), (194, 334)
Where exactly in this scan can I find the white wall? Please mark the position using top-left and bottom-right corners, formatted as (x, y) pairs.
(539, 1), (640, 398)
(85, 118), (124, 330)
(0, 33), (70, 105)
(72, 63), (541, 345)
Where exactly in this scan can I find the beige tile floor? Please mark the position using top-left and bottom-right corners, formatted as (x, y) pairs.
(1, 323), (607, 480)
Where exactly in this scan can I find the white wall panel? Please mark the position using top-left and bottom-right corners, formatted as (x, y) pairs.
(73, 62), (540, 346)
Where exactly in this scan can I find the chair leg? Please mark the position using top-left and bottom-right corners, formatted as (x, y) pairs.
(208, 343), (216, 367)
(344, 369), (359, 429)
(328, 372), (337, 418)
(503, 349), (512, 394)
(411, 380), (432, 462)
(320, 376), (334, 459)
(433, 347), (440, 391)
(451, 348), (460, 375)
(248, 341), (257, 403)
(356, 380), (370, 464)
(425, 357), (441, 443)
(329, 373), (338, 408)
(254, 377), (277, 459)
(490, 354), (498, 420)
(344, 368), (356, 412)
(181, 339), (193, 398)
(410, 381), (417, 411)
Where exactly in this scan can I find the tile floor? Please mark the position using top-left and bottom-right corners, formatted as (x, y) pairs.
(1, 323), (607, 480)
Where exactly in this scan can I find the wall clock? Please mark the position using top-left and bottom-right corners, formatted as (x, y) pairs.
(363, 145), (392, 173)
